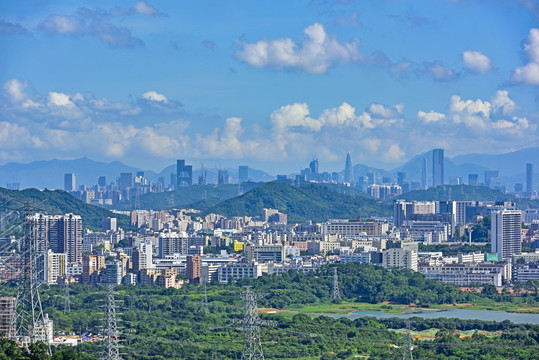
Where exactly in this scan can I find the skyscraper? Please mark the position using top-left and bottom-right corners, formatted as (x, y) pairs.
(491, 209), (522, 261)
(119, 172), (133, 190)
(98, 176), (107, 187)
(344, 153), (354, 184)
(309, 157), (319, 181)
(421, 158), (427, 189)
(176, 160), (193, 187)
(468, 174), (478, 186)
(397, 172), (406, 187)
(64, 173), (75, 191)
(238, 166), (249, 183)
(432, 149), (444, 187)
(526, 163), (533, 196)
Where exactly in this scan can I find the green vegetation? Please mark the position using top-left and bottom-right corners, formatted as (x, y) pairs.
(396, 184), (539, 209)
(196, 182), (392, 222)
(1, 263), (539, 359)
(0, 187), (130, 231)
(113, 182), (265, 211)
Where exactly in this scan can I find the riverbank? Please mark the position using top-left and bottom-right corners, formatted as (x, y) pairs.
(287, 301), (539, 315)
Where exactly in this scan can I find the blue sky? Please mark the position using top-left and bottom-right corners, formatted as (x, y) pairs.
(0, 0), (538, 174)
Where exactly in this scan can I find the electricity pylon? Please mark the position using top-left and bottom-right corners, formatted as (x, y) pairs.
(9, 204), (51, 354)
(403, 320), (414, 360)
(62, 279), (71, 314)
(332, 267), (341, 300)
(237, 287), (276, 360)
(101, 283), (121, 360)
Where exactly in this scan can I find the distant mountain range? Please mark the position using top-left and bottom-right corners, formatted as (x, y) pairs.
(0, 147), (537, 190)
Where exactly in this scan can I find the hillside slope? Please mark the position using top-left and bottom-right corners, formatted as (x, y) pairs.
(0, 187), (130, 230)
(197, 182), (392, 222)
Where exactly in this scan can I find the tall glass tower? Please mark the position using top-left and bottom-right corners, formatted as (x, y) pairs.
(432, 149), (444, 187)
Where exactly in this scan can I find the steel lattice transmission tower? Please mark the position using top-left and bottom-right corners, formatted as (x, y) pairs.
(62, 280), (71, 314)
(237, 287), (276, 360)
(402, 320), (414, 360)
(9, 204), (51, 354)
(332, 267), (341, 300)
(101, 283), (121, 360)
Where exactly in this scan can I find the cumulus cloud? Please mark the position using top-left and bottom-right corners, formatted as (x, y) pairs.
(141, 91), (168, 103)
(419, 90), (530, 137)
(417, 110), (446, 123)
(38, 8), (143, 48)
(235, 23), (361, 74)
(511, 28), (539, 85)
(462, 50), (492, 74)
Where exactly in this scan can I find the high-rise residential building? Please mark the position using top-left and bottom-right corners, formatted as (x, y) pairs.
(432, 149), (444, 187)
(31, 213), (82, 263)
(57, 213), (83, 264)
(468, 174), (478, 186)
(106, 260), (123, 285)
(186, 255), (202, 284)
(526, 163), (533, 196)
(344, 153), (354, 184)
(39, 250), (67, 284)
(101, 217), (117, 232)
(397, 172), (406, 187)
(176, 160), (193, 187)
(238, 166), (249, 183)
(132, 241), (152, 272)
(491, 209), (522, 261)
(119, 172), (133, 190)
(0, 297), (15, 336)
(421, 158), (427, 189)
(64, 173), (75, 191)
(82, 254), (105, 284)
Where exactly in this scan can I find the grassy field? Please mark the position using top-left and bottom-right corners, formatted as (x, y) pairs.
(287, 301), (539, 315)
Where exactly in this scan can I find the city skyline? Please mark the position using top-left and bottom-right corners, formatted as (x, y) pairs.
(0, 1), (538, 173)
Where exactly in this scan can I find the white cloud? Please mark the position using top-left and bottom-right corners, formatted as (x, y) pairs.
(417, 110), (446, 123)
(462, 50), (492, 74)
(38, 9), (143, 48)
(385, 144), (405, 162)
(141, 91), (169, 103)
(511, 28), (539, 85)
(3, 78), (28, 102)
(235, 23), (361, 74)
(133, 1), (160, 16)
(426, 62), (456, 81)
(368, 103), (403, 118)
(48, 92), (75, 107)
(491, 90), (517, 115)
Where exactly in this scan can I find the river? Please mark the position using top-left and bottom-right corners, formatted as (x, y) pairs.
(317, 309), (539, 324)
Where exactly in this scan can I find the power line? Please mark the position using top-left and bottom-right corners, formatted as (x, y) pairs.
(9, 203), (51, 355)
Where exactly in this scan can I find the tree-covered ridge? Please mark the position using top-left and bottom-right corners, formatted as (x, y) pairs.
(0, 187), (130, 231)
(196, 182), (392, 222)
(113, 182), (265, 211)
(396, 184), (539, 208)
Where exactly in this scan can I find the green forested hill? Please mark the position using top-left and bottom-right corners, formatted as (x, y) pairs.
(113, 182), (265, 210)
(397, 185), (539, 208)
(196, 182), (392, 222)
(0, 187), (130, 230)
